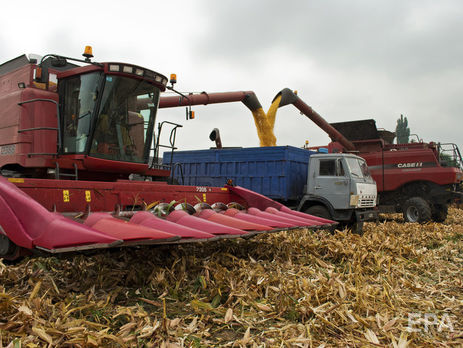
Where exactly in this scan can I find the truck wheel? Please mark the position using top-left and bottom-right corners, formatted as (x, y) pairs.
(304, 205), (331, 220)
(432, 204), (448, 222)
(402, 197), (432, 223)
(304, 205), (336, 233)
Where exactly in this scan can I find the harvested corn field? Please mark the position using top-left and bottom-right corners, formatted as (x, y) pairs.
(1, 209), (462, 347)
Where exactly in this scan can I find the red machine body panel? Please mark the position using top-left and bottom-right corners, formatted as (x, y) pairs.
(329, 142), (460, 193)
(323, 139), (461, 193)
(9, 177), (247, 213)
(0, 64), (57, 168)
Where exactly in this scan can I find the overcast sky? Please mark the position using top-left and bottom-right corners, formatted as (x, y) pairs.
(1, 0), (462, 154)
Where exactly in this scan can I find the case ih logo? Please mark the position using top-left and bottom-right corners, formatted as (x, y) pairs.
(397, 162), (423, 168)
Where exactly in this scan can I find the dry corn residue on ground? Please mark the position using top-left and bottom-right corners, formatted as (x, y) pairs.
(1, 209), (462, 347)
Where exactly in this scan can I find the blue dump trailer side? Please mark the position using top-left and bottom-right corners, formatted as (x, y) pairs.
(164, 146), (316, 203)
(164, 146), (378, 233)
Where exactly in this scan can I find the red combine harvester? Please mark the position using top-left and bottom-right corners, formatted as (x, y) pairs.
(0, 49), (334, 260)
(272, 89), (463, 223)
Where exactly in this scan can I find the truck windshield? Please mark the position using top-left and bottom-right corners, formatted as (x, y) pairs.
(345, 157), (373, 182)
(89, 75), (160, 163)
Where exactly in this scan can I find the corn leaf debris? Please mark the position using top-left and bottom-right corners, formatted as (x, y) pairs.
(1, 209), (462, 346)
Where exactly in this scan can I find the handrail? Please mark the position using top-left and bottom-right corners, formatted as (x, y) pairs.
(18, 98), (62, 154)
(150, 121), (183, 170)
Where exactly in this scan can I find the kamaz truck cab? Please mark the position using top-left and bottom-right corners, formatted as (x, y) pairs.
(298, 153), (377, 233)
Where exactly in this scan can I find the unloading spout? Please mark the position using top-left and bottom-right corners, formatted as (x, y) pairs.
(271, 88), (356, 151)
(158, 91), (276, 146)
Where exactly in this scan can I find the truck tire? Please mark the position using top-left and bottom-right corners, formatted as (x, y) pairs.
(402, 197), (432, 223)
(432, 204), (448, 223)
(304, 205), (336, 233)
(304, 205), (332, 220)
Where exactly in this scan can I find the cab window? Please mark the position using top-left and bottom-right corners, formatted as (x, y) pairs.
(61, 72), (101, 153)
(319, 159), (335, 176)
(319, 159), (345, 176)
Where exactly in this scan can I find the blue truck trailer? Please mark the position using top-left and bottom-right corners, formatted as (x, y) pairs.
(163, 146), (378, 233)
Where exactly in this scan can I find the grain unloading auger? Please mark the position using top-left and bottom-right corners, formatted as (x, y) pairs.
(0, 48), (334, 260)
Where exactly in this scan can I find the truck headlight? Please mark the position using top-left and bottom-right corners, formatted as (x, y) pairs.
(350, 194), (359, 207)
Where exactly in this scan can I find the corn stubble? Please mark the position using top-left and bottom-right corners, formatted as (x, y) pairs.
(1, 209), (462, 347)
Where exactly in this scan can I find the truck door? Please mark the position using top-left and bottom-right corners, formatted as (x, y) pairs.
(312, 158), (350, 209)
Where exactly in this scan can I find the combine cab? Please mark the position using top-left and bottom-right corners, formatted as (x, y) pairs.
(0, 49), (334, 260)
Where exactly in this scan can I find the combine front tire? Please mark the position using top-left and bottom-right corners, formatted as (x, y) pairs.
(0, 234), (19, 261)
(402, 197), (432, 223)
